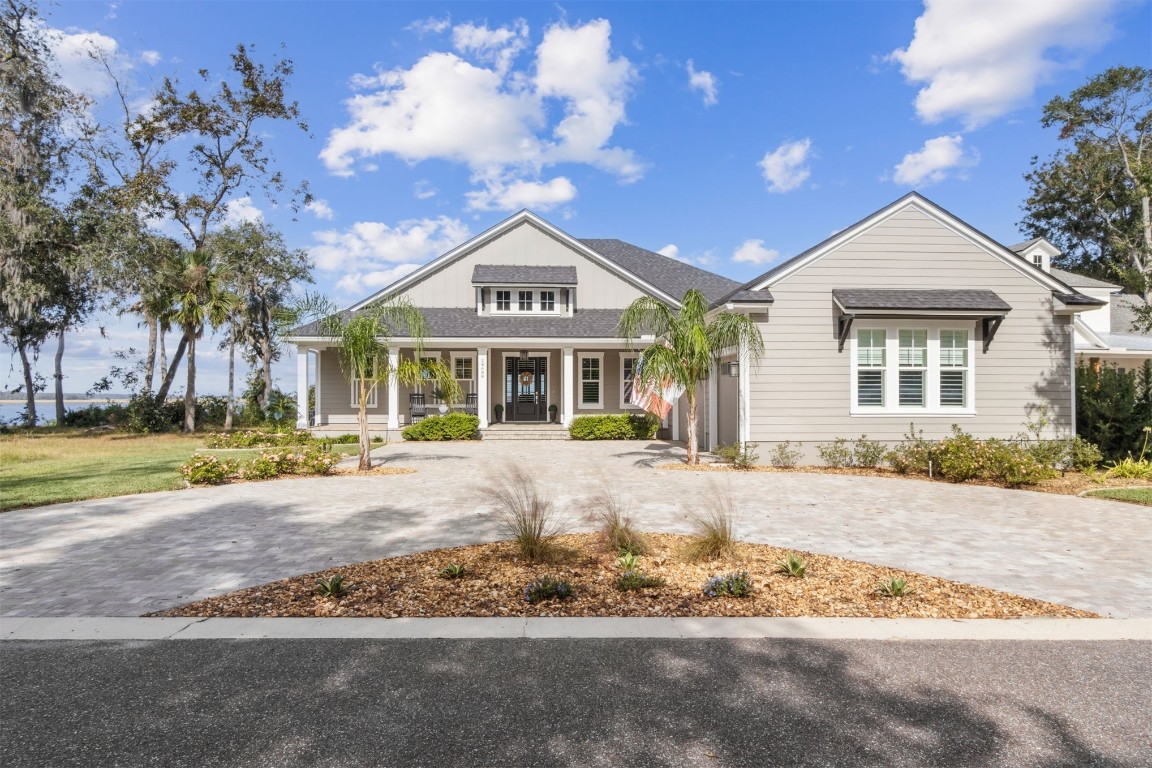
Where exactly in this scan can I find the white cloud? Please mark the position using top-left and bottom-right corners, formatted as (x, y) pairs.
(305, 199), (335, 220)
(656, 244), (679, 259)
(407, 15), (451, 36)
(686, 60), (718, 106)
(414, 180), (438, 199)
(759, 138), (813, 193)
(44, 26), (119, 100)
(732, 239), (781, 265)
(322, 18), (641, 205)
(309, 217), (471, 295)
(892, 134), (979, 186)
(465, 176), (576, 212)
(140, 50), (161, 66)
(221, 196), (263, 226)
(336, 265), (423, 295)
(889, 0), (1117, 129)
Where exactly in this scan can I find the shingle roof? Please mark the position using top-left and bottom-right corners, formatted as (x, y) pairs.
(1049, 267), (1121, 290)
(579, 239), (741, 304)
(721, 289), (775, 304)
(472, 265), (578, 285)
(832, 289), (1012, 312)
(1008, 237), (1045, 254)
(291, 308), (625, 339)
(1055, 293), (1107, 307)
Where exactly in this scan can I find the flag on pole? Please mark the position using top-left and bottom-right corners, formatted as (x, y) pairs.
(631, 354), (684, 419)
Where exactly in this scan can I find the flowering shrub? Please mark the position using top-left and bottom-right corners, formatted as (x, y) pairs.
(203, 430), (315, 449)
(181, 455), (240, 485)
(242, 447), (341, 480)
(703, 571), (754, 598)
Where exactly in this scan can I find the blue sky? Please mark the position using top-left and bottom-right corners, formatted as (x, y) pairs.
(11, 0), (1151, 397)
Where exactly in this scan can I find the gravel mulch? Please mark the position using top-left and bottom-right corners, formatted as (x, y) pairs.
(153, 533), (1096, 619)
(330, 465), (416, 476)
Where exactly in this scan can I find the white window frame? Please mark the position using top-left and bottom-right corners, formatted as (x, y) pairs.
(849, 323), (976, 416)
(495, 290), (511, 312)
(540, 290), (556, 312)
(417, 351), (442, 394)
(578, 352), (604, 409)
(619, 352), (642, 410)
(450, 351), (476, 399)
(349, 359), (379, 408)
(487, 286), (564, 315)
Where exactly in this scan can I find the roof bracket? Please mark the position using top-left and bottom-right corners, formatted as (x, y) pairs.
(982, 315), (1004, 353)
(837, 313), (855, 353)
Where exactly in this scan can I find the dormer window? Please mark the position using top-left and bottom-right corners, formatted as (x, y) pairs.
(496, 290), (511, 312)
(472, 265), (577, 317)
(518, 290), (533, 311)
(540, 291), (555, 311)
(1031, 253), (1043, 269)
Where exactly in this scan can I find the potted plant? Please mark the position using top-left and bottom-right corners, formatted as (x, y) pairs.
(494, 403), (504, 423)
(432, 389), (450, 414)
(548, 404), (558, 423)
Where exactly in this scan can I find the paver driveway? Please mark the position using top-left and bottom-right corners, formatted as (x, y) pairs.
(1, 440), (1149, 618)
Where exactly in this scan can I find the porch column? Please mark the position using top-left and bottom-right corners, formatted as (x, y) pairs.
(562, 347), (574, 426)
(672, 397), (680, 442)
(738, 339), (751, 447)
(707, 360), (719, 451)
(477, 347), (489, 428)
(295, 347), (308, 428)
(387, 347), (400, 430)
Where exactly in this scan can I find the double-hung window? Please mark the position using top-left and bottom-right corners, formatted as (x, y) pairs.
(851, 325), (974, 414)
(579, 353), (603, 408)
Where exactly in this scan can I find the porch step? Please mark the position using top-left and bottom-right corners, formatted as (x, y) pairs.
(482, 423), (569, 441)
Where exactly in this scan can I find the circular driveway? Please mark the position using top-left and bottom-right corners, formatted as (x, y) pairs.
(1, 440), (1148, 618)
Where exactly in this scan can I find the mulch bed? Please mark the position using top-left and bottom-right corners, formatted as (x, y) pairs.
(658, 463), (1152, 497)
(153, 533), (1096, 620)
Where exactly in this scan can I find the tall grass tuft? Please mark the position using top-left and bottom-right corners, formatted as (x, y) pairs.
(585, 486), (650, 555)
(483, 468), (567, 561)
(684, 490), (740, 561)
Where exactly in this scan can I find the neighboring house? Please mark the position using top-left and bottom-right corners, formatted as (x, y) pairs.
(1009, 237), (1152, 371)
(288, 193), (1107, 459)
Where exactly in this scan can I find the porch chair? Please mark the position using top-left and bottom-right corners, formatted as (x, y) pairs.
(464, 392), (478, 415)
(409, 393), (427, 423)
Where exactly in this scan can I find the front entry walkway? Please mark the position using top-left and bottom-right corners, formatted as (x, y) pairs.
(1, 441), (1149, 618)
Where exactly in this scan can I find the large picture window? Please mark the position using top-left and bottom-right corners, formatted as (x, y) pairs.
(850, 325), (975, 414)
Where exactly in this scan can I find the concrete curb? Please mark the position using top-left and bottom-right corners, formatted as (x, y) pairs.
(1, 616), (1148, 641)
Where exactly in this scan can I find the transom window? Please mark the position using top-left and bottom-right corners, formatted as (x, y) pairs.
(851, 325), (975, 414)
(495, 290), (511, 312)
(518, 290), (533, 311)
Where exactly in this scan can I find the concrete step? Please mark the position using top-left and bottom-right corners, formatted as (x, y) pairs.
(482, 430), (570, 441)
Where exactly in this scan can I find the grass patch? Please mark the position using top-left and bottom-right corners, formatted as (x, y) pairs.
(1085, 488), (1152, 506)
(0, 430), (203, 511)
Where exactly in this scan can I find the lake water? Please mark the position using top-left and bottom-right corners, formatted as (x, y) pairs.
(0, 401), (122, 426)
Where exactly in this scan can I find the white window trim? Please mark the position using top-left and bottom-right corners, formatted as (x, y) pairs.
(849, 323), (976, 416)
(417, 351), (442, 394)
(488, 286), (564, 315)
(450, 351), (476, 400)
(578, 352), (604, 409)
(619, 352), (642, 410)
(350, 359), (379, 408)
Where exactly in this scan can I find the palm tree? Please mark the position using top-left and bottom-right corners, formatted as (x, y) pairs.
(315, 296), (459, 470)
(618, 288), (764, 465)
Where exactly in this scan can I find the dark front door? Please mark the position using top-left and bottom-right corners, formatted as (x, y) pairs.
(505, 356), (547, 422)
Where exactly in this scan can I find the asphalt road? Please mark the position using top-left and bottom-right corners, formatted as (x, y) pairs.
(2, 638), (1149, 767)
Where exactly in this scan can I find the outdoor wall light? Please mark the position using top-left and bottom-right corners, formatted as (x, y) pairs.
(723, 362), (740, 377)
(519, 350), (530, 362)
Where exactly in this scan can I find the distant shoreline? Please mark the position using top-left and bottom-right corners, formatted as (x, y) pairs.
(0, 399), (131, 405)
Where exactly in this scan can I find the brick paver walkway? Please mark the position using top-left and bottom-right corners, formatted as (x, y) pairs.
(2, 441), (1148, 617)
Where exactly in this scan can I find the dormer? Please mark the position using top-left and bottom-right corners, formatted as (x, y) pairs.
(1009, 237), (1061, 273)
(471, 265), (577, 317)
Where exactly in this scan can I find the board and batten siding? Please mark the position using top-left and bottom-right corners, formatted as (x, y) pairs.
(748, 205), (1073, 460)
(397, 220), (647, 309)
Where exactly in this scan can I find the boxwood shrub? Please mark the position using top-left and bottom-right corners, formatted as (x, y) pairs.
(569, 413), (659, 440)
(402, 413), (480, 441)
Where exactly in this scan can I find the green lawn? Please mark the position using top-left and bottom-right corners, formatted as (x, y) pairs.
(1085, 488), (1152, 506)
(0, 432), (363, 512)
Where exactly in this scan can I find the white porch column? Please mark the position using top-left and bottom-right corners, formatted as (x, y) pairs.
(562, 347), (574, 426)
(671, 397), (680, 442)
(387, 347), (400, 430)
(738, 339), (751, 447)
(295, 347), (308, 428)
(707, 361), (719, 451)
(477, 347), (489, 428)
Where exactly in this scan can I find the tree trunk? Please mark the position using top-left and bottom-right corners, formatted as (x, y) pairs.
(184, 333), (196, 432)
(686, 390), (699, 465)
(143, 314), (158, 396)
(1142, 194), (1151, 304)
(259, 298), (273, 410)
(155, 332), (188, 404)
(54, 328), (65, 425)
(358, 377), (372, 470)
(224, 322), (235, 431)
(16, 340), (36, 429)
(159, 329), (168, 389)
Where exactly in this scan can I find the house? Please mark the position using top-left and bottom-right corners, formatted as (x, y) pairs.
(1009, 238), (1152, 372)
(288, 192), (1108, 460)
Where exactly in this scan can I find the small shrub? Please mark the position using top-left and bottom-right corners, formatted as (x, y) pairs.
(180, 455), (239, 485)
(569, 413), (659, 440)
(438, 563), (466, 579)
(315, 575), (348, 597)
(684, 492), (740, 561)
(877, 577), (913, 598)
(935, 426), (983, 482)
(1067, 436), (1103, 472)
(1104, 457), (1152, 480)
(983, 439), (1055, 487)
(714, 442), (760, 469)
(852, 436), (888, 468)
(776, 553), (807, 578)
(1025, 439), (1067, 470)
(703, 571), (754, 598)
(586, 487), (649, 555)
(617, 552), (641, 572)
(768, 441), (803, 469)
(294, 447), (342, 475)
(885, 424), (935, 475)
(483, 468), (567, 561)
(523, 576), (573, 603)
(616, 570), (665, 591)
(402, 413), (480, 441)
(244, 450), (295, 480)
(817, 438), (853, 468)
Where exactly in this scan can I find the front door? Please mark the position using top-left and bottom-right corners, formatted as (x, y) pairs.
(505, 356), (547, 421)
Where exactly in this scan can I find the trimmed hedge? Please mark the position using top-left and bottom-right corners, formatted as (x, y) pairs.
(569, 413), (659, 440)
(402, 413), (480, 441)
